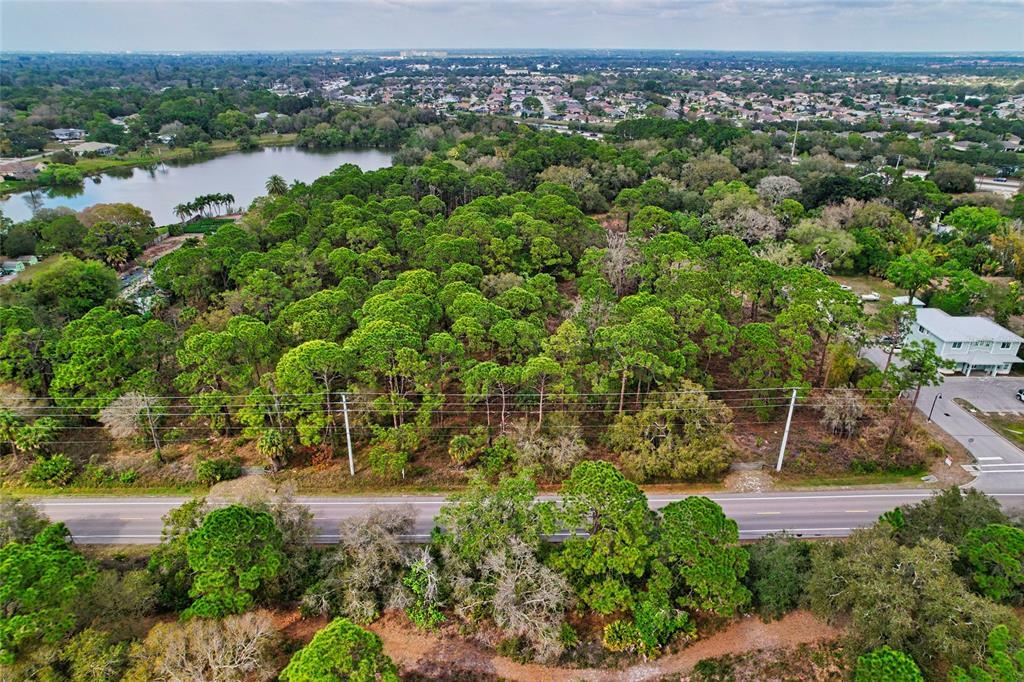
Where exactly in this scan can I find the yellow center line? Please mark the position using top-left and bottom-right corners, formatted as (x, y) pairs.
(119, 517), (145, 521)
(755, 511), (781, 515)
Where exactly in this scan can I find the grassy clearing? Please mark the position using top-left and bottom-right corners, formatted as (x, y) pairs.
(780, 470), (926, 488)
(974, 412), (1024, 448)
(180, 217), (236, 234)
(0, 253), (67, 288)
(0, 179), (27, 193)
(830, 274), (905, 313)
(2, 484), (201, 497)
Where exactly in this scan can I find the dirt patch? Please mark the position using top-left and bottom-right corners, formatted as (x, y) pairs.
(681, 641), (846, 681)
(371, 610), (840, 682)
(137, 233), (204, 264)
(271, 610), (329, 644)
(724, 469), (774, 493)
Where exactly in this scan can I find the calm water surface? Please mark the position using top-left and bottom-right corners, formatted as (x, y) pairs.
(0, 146), (393, 225)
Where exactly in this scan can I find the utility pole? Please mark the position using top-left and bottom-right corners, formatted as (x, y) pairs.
(341, 392), (355, 477)
(144, 398), (162, 462)
(775, 388), (799, 472)
(789, 118), (800, 163)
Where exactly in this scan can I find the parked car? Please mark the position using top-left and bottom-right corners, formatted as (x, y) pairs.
(839, 284), (853, 291)
(1016, 388), (1024, 402)
(861, 292), (881, 302)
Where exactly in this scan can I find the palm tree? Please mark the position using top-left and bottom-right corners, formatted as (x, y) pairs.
(173, 203), (190, 225)
(266, 175), (287, 197)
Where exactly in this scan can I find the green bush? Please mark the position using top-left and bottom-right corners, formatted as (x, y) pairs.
(447, 434), (478, 466)
(182, 505), (284, 619)
(959, 524), (1024, 604)
(37, 163), (83, 186)
(195, 457), (242, 485)
(854, 646), (923, 681)
(692, 657), (737, 682)
(280, 618), (399, 682)
(25, 454), (76, 486)
(745, 532), (811, 620)
(78, 464), (116, 487)
(118, 470), (139, 486)
(479, 436), (517, 477)
(403, 560), (444, 630)
(367, 445), (408, 480)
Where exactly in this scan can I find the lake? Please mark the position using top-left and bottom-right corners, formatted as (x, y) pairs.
(0, 146), (394, 225)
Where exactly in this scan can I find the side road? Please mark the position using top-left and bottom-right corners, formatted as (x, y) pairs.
(862, 347), (1024, 493)
(915, 379), (1024, 493)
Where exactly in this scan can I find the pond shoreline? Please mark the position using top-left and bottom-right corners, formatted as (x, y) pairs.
(0, 134), (304, 198)
(0, 144), (394, 224)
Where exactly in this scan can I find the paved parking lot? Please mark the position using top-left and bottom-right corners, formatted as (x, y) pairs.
(861, 347), (1024, 413)
(936, 376), (1024, 414)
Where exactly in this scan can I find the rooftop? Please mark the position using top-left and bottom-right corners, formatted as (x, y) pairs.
(916, 308), (1024, 344)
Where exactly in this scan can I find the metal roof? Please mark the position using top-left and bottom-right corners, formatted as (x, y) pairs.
(916, 308), (1024, 344)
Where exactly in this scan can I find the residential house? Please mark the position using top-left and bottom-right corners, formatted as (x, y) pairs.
(0, 161), (43, 181)
(70, 142), (118, 156)
(51, 128), (86, 142)
(907, 308), (1023, 376)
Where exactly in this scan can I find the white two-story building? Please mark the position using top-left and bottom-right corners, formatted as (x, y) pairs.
(907, 308), (1024, 376)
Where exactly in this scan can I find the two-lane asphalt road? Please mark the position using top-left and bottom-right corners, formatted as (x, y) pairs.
(32, 490), (1024, 544)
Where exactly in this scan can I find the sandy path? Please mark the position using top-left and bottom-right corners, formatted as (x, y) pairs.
(371, 610), (840, 681)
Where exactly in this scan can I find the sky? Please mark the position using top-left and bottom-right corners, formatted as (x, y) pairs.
(2, 0), (1023, 53)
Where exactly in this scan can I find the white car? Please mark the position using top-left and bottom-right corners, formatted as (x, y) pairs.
(839, 284), (853, 291)
(860, 291), (881, 302)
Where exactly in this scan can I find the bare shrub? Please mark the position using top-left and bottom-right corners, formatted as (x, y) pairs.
(98, 392), (162, 445)
(302, 506), (415, 623)
(124, 611), (278, 682)
(481, 539), (572, 662)
(603, 232), (640, 297)
(0, 494), (48, 544)
(756, 175), (802, 206)
(508, 418), (586, 479)
(820, 389), (864, 438)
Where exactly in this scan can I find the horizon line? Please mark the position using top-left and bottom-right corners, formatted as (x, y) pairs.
(4, 48), (1024, 56)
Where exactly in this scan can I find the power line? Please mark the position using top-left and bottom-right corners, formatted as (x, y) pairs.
(6, 384), (898, 404)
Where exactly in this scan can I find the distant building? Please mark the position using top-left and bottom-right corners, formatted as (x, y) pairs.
(51, 128), (86, 142)
(893, 295), (926, 307)
(907, 308), (1023, 376)
(70, 141), (118, 156)
(0, 161), (43, 181)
